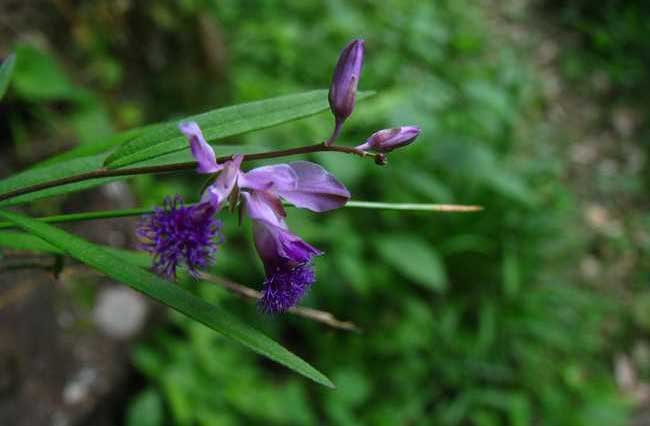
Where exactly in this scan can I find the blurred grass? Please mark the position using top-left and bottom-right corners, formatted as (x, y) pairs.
(2, 0), (643, 425)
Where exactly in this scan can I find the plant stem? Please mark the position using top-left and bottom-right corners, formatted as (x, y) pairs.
(201, 273), (360, 332)
(0, 207), (153, 229)
(0, 202), (482, 230)
(0, 142), (378, 204)
(343, 201), (483, 212)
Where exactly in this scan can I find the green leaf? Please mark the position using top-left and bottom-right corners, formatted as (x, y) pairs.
(104, 90), (374, 168)
(0, 230), (150, 269)
(0, 90), (374, 206)
(0, 201), (482, 229)
(0, 154), (107, 207)
(345, 201), (482, 212)
(0, 231), (61, 253)
(35, 125), (155, 167)
(0, 145), (266, 207)
(0, 53), (16, 101)
(0, 207), (151, 230)
(0, 209), (334, 388)
(11, 44), (80, 101)
(376, 235), (447, 292)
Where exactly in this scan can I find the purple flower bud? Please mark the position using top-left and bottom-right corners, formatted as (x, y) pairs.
(356, 126), (421, 153)
(328, 39), (365, 125)
(136, 196), (223, 279)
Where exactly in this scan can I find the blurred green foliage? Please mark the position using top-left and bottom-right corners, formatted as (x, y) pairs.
(3, 0), (637, 425)
(548, 0), (650, 97)
(126, 1), (628, 425)
(543, 0), (650, 397)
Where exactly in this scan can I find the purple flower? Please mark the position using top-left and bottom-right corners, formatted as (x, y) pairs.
(180, 121), (351, 312)
(327, 39), (365, 144)
(356, 126), (421, 153)
(137, 196), (223, 279)
(178, 121), (351, 213)
(244, 191), (322, 313)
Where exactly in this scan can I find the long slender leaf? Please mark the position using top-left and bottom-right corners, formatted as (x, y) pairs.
(0, 230), (151, 269)
(345, 201), (482, 211)
(376, 234), (448, 292)
(0, 90), (373, 206)
(104, 90), (374, 168)
(0, 201), (483, 229)
(0, 144), (267, 208)
(0, 53), (16, 100)
(0, 154), (107, 207)
(34, 124), (157, 168)
(0, 210), (334, 387)
(0, 230), (62, 253)
(0, 89), (370, 206)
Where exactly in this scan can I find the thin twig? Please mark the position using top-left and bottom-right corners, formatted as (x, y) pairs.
(1, 247), (360, 331)
(200, 273), (361, 333)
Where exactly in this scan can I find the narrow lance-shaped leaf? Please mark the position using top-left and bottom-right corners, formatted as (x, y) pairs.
(34, 124), (159, 168)
(0, 230), (153, 269)
(105, 90), (374, 168)
(0, 53), (17, 101)
(0, 145), (266, 208)
(0, 202), (483, 229)
(0, 230), (62, 253)
(0, 209), (334, 388)
(0, 154), (108, 208)
(376, 234), (448, 292)
(0, 89), (373, 207)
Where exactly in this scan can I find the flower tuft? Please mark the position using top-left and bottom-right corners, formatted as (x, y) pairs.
(137, 196), (223, 279)
(259, 263), (316, 313)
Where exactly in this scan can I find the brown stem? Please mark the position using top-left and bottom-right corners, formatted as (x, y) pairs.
(325, 117), (344, 146)
(200, 273), (361, 332)
(0, 143), (378, 204)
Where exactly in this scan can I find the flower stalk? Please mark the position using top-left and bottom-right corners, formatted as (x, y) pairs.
(0, 142), (381, 204)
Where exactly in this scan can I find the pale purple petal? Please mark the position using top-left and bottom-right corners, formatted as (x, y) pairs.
(238, 164), (297, 192)
(241, 191), (287, 228)
(276, 161), (350, 212)
(202, 154), (243, 209)
(179, 121), (222, 174)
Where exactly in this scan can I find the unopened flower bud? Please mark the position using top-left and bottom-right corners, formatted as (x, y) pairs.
(328, 39), (365, 124)
(356, 126), (421, 153)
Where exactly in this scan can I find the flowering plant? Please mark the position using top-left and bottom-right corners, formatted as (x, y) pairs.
(0, 40), (478, 386)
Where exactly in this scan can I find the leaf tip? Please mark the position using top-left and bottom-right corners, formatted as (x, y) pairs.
(357, 90), (377, 101)
(321, 377), (336, 389)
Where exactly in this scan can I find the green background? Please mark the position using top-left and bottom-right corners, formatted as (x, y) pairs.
(4, 0), (650, 424)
